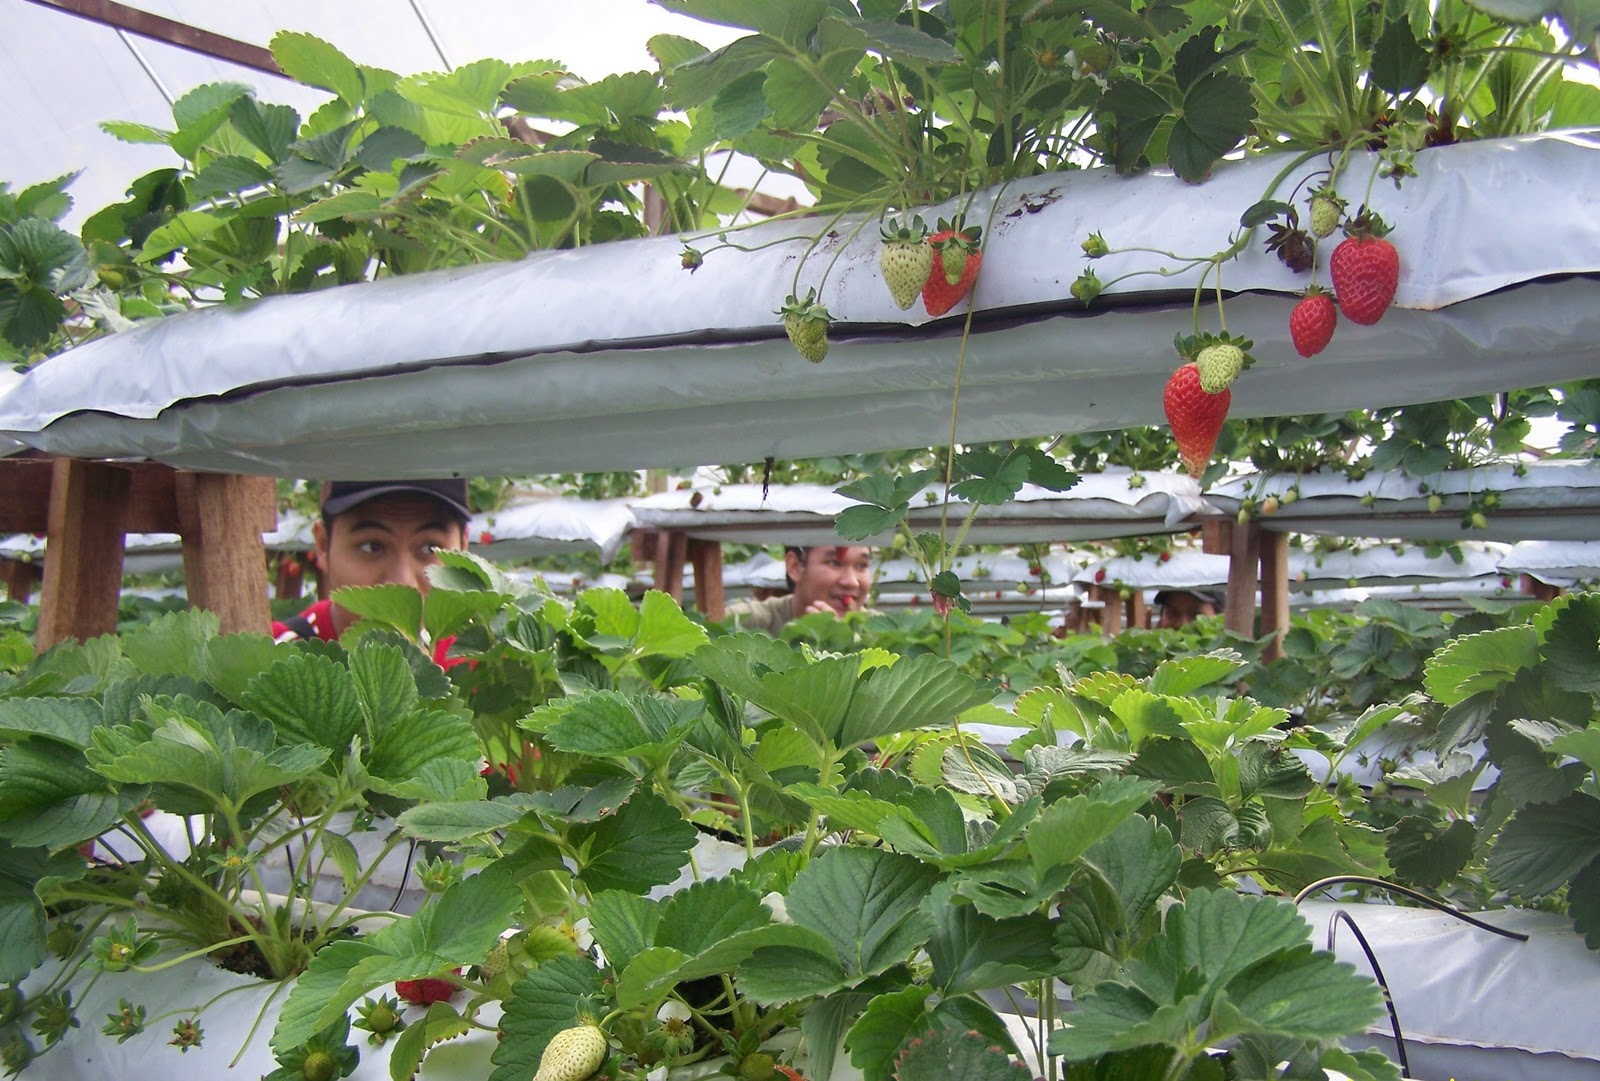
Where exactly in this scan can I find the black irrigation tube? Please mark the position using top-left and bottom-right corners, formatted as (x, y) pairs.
(1293, 875), (1532, 1080)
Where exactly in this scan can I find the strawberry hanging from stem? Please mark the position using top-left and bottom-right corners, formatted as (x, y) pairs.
(1329, 206), (1399, 326)
(778, 289), (832, 363)
(923, 216), (982, 317)
(1163, 361), (1231, 479)
(878, 216), (932, 310)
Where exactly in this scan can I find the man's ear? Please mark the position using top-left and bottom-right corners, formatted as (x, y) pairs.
(312, 519), (330, 562)
(784, 548), (806, 581)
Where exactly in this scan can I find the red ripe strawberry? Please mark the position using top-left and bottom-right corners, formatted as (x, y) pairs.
(1289, 288), (1337, 357)
(479, 530), (494, 545)
(283, 558), (301, 576)
(1328, 209), (1398, 326)
(1163, 363), (1231, 479)
(922, 220), (982, 317)
(776, 1068), (806, 1081)
(395, 972), (461, 1005)
(1094, 568), (1107, 583)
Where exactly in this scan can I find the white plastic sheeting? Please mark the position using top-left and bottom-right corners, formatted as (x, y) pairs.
(630, 473), (1205, 548)
(1298, 900), (1600, 1081)
(1497, 539), (1600, 585)
(470, 495), (635, 563)
(0, 529), (185, 573)
(1073, 549), (1232, 591)
(4, 133), (1600, 475)
(1208, 460), (1600, 542)
(875, 551), (1085, 593)
(1290, 541), (1510, 589)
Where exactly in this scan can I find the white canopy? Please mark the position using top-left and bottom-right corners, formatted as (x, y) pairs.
(1496, 539), (1600, 585)
(1076, 541), (1510, 592)
(469, 496), (635, 563)
(874, 551), (1085, 593)
(629, 471), (1206, 548)
(4, 133), (1599, 476)
(1207, 460), (1600, 543)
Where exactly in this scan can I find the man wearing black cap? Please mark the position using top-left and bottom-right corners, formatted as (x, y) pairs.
(1154, 588), (1223, 630)
(272, 479), (471, 643)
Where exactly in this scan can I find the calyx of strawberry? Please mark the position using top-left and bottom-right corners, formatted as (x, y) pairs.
(880, 215), (929, 244)
(1341, 205), (1393, 239)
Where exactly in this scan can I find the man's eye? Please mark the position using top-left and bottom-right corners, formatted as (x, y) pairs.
(357, 540), (383, 555)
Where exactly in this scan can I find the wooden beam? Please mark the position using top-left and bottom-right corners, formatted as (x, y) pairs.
(653, 529), (688, 602)
(23, 0), (283, 74)
(1225, 521), (1261, 637)
(1201, 516), (1233, 556)
(0, 457), (182, 533)
(1520, 573), (1562, 602)
(688, 539), (725, 620)
(36, 459), (130, 650)
(1259, 531), (1291, 660)
(1128, 588), (1148, 630)
(175, 473), (274, 635)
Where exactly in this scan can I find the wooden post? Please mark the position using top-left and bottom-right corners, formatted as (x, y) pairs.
(1224, 520), (1261, 638)
(3, 558), (41, 604)
(653, 529), (688, 602)
(1128, 589), (1147, 630)
(36, 459), (131, 650)
(1520, 573), (1562, 602)
(1093, 585), (1122, 635)
(175, 473), (276, 635)
(274, 552), (307, 601)
(1258, 530), (1290, 660)
(688, 539), (725, 620)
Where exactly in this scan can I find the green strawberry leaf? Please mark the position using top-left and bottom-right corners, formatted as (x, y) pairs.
(239, 650), (366, 755)
(488, 953), (608, 1081)
(1386, 816), (1475, 889)
(1422, 625), (1539, 704)
(844, 985), (933, 1081)
(1542, 594), (1600, 694)
(570, 789), (697, 893)
(0, 696), (102, 748)
(893, 1026), (1032, 1081)
(1488, 792), (1600, 896)
(0, 738), (130, 848)
(924, 884), (1058, 994)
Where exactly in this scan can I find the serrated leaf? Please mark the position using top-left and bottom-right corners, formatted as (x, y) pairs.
(1489, 792), (1600, 896)
(1149, 652), (1244, 696)
(836, 502), (908, 540)
(1108, 688), (1186, 746)
(368, 757), (484, 803)
(1237, 741), (1314, 800)
(349, 643), (420, 738)
(396, 798), (529, 842)
(367, 709), (480, 786)
(894, 1026), (1033, 1081)
(635, 590), (709, 657)
(204, 633), (280, 706)
(570, 789), (697, 893)
(1028, 777), (1158, 873)
(1423, 625), (1539, 704)
(121, 607), (217, 678)
(1568, 854), (1600, 949)
(100, 120), (172, 146)
(170, 82), (252, 160)
(845, 985), (932, 1081)
(925, 891), (1057, 994)
(1167, 72), (1255, 183)
(786, 846), (940, 979)
(328, 584), (423, 640)
(229, 96), (298, 162)
(136, 210), (225, 263)
(1386, 816), (1474, 889)
(486, 953), (607, 1081)
(1551, 725), (1600, 775)
(0, 739), (125, 847)
(1080, 814), (1183, 936)
(189, 155), (273, 199)
(0, 696), (102, 749)
(587, 889), (660, 975)
(1543, 595), (1600, 694)
(273, 32), (367, 104)
(240, 651), (365, 753)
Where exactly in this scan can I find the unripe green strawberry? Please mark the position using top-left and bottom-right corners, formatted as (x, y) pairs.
(1196, 342), (1244, 393)
(739, 1051), (778, 1080)
(1261, 495), (1281, 515)
(301, 1050), (339, 1081)
(480, 938), (511, 981)
(534, 1024), (607, 1081)
(1427, 494), (1443, 512)
(778, 291), (832, 364)
(1469, 511), (1489, 530)
(878, 219), (932, 310)
(1308, 187), (1346, 239)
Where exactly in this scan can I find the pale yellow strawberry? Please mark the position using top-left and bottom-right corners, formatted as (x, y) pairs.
(534, 1024), (607, 1081)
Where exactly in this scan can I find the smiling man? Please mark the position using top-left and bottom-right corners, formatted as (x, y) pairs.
(272, 479), (471, 643)
(726, 544), (874, 635)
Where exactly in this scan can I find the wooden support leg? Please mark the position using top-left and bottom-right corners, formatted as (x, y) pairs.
(177, 473), (275, 635)
(688, 539), (724, 620)
(37, 459), (131, 650)
(1094, 585), (1122, 636)
(1128, 589), (1148, 630)
(653, 530), (688, 602)
(1259, 530), (1290, 660)
(4, 558), (40, 605)
(1224, 521), (1261, 638)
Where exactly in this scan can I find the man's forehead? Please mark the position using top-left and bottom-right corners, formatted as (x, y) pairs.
(335, 494), (461, 529)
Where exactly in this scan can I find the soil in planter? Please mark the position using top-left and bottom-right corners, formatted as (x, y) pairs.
(209, 918), (359, 978)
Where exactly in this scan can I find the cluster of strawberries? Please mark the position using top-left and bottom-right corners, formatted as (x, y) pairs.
(778, 216), (983, 364)
(1164, 189), (1401, 478)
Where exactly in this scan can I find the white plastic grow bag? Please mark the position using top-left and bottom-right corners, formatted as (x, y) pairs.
(1298, 899), (1600, 1081)
(4, 134), (1599, 476)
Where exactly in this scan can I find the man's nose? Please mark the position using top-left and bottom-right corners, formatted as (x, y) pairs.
(386, 554), (432, 592)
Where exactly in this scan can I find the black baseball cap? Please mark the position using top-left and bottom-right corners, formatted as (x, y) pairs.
(321, 479), (471, 522)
